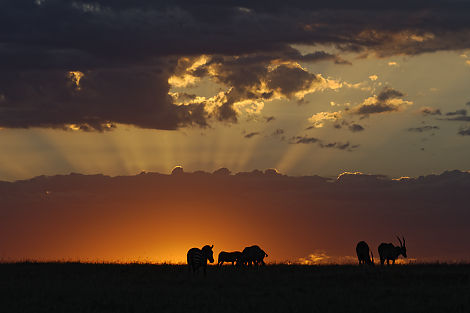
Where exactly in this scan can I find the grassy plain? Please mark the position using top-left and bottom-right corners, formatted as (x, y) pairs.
(1, 262), (469, 313)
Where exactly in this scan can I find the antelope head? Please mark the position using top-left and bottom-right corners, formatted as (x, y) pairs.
(396, 236), (407, 258)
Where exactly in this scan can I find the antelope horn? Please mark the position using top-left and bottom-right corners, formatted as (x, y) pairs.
(402, 236), (405, 246)
(211, 245), (214, 248)
(396, 235), (403, 246)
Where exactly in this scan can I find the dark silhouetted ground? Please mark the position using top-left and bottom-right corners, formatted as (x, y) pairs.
(1, 262), (469, 313)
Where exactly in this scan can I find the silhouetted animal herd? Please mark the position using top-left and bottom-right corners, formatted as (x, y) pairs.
(187, 236), (407, 275)
(356, 236), (407, 266)
(187, 245), (268, 275)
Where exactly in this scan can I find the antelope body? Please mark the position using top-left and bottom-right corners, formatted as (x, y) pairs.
(356, 241), (374, 265)
(378, 236), (407, 265)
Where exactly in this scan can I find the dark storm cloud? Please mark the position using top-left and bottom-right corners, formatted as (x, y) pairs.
(2, 0), (470, 130)
(408, 126), (440, 132)
(0, 67), (209, 131)
(2, 0), (470, 68)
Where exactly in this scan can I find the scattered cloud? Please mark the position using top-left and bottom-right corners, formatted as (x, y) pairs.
(319, 142), (358, 150)
(271, 129), (285, 137)
(298, 251), (357, 265)
(443, 116), (470, 122)
(351, 87), (412, 115)
(244, 132), (260, 138)
(446, 109), (467, 116)
(349, 124), (365, 132)
(407, 126), (440, 132)
(291, 136), (320, 144)
(419, 106), (442, 116)
(439, 108), (470, 122)
(308, 111), (343, 128)
(291, 136), (358, 151)
(458, 126), (470, 136)
(298, 251), (331, 265)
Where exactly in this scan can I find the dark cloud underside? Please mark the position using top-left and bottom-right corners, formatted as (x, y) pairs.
(291, 136), (358, 151)
(408, 126), (440, 132)
(1, 0), (470, 130)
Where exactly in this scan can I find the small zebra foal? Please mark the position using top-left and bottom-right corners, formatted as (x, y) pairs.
(187, 245), (214, 275)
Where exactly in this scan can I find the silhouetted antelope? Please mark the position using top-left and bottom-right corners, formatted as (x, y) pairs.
(241, 245), (268, 266)
(356, 241), (374, 265)
(378, 236), (407, 265)
(187, 245), (214, 275)
(218, 251), (243, 267)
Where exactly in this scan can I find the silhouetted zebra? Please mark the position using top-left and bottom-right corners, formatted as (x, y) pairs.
(187, 245), (214, 275)
(218, 251), (243, 267)
(241, 245), (268, 266)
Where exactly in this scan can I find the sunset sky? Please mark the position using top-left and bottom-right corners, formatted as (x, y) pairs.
(1, 0), (470, 263)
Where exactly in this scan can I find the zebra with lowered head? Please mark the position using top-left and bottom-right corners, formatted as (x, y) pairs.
(187, 245), (214, 275)
(241, 245), (268, 267)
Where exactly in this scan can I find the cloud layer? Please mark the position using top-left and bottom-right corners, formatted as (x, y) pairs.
(1, 168), (470, 262)
(1, 1), (470, 131)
